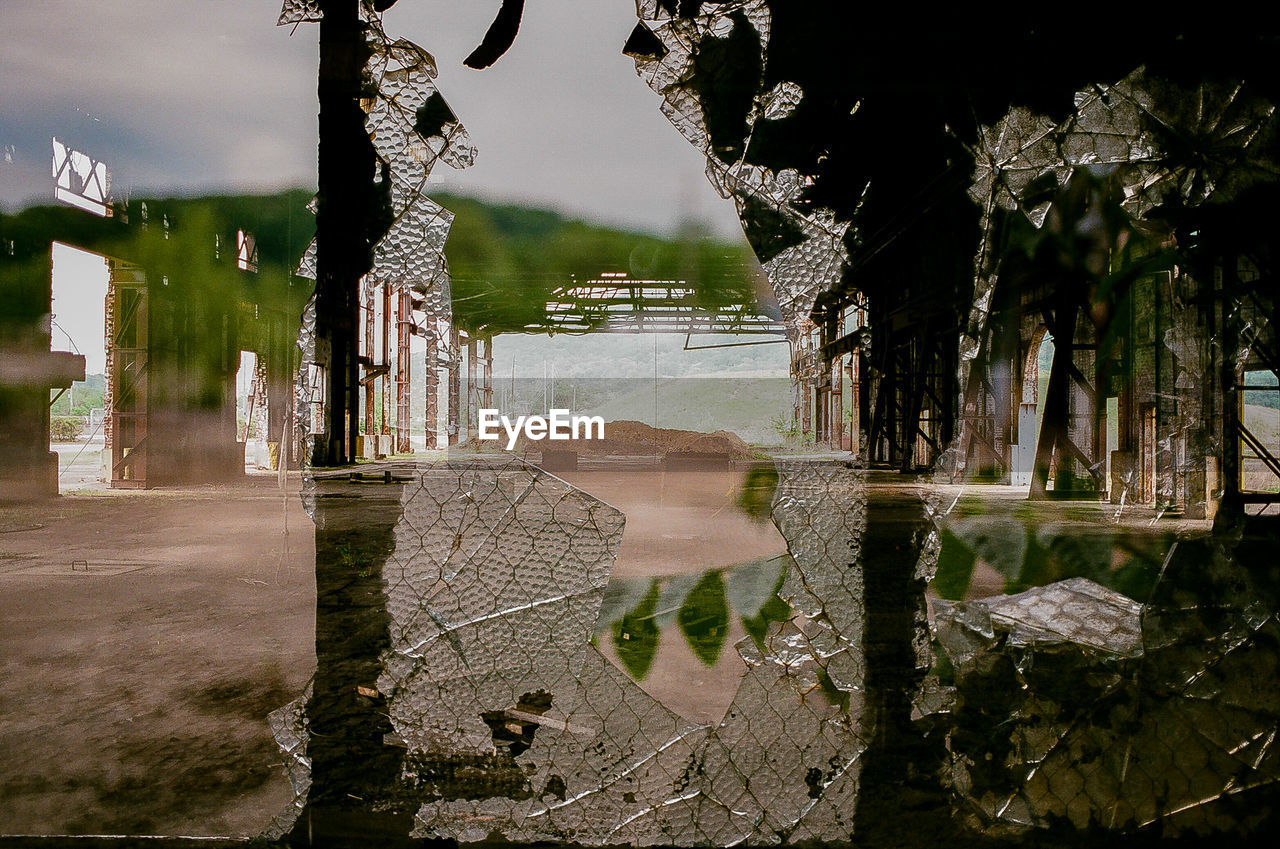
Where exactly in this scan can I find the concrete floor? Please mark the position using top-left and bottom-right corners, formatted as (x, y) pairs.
(50, 438), (107, 492)
(0, 456), (1209, 837)
(0, 476), (314, 836)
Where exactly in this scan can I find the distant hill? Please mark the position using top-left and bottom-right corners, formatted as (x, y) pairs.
(5, 187), (769, 340)
(432, 192), (769, 337)
(49, 374), (105, 417)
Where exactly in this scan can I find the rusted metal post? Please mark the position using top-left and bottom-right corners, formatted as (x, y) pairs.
(467, 338), (479, 440)
(801, 380), (812, 437)
(363, 287), (376, 449)
(482, 337), (493, 412)
(395, 288), (412, 453)
(381, 283), (392, 437)
(831, 356), (843, 451)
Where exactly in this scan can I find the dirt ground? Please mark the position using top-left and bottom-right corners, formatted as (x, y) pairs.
(2, 455), (1179, 836)
(0, 475), (315, 837)
(560, 466), (788, 579)
(0, 462), (801, 834)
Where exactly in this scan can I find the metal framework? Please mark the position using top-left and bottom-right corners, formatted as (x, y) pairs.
(538, 274), (784, 336)
(107, 262), (148, 488)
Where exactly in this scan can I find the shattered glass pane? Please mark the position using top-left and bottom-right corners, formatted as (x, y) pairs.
(277, 0), (323, 26)
(937, 537), (1280, 835)
(269, 456), (873, 844)
(936, 47), (1280, 843)
(7, 1), (1280, 843)
(628, 2), (850, 342)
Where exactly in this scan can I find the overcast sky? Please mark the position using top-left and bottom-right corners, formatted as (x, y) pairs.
(0, 0), (744, 238)
(4, 2), (779, 379)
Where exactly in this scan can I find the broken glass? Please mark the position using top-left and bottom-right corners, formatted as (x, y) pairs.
(287, 3), (473, 461)
(936, 535), (1280, 834)
(269, 456), (874, 845)
(627, 2), (849, 340)
(10, 0), (1280, 840)
(934, 63), (1280, 839)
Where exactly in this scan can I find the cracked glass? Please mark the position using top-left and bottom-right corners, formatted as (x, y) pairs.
(3, 1), (1280, 845)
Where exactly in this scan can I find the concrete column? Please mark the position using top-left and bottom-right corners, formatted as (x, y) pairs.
(424, 325), (438, 450)
(363, 287), (376, 446)
(447, 329), (460, 447)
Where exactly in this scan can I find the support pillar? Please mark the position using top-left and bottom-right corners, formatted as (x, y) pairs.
(423, 325), (438, 450)
(1031, 303), (1079, 499)
(989, 320), (1016, 482)
(466, 338), (478, 440)
(363, 287), (376, 446)
(481, 338), (493, 412)
(1219, 254), (1243, 516)
(395, 288), (412, 454)
(447, 328), (460, 447)
(381, 283), (391, 439)
(312, 0), (386, 467)
(831, 356), (844, 451)
(857, 350), (869, 457)
(802, 380), (813, 437)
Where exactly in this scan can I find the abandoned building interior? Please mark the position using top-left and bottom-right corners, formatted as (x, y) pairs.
(2, 1), (1279, 846)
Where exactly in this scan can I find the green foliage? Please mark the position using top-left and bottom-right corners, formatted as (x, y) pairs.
(1244, 370), (1280, 410)
(50, 416), (84, 441)
(433, 192), (761, 336)
(931, 530), (978, 602)
(740, 570), (791, 652)
(49, 375), (105, 416)
(932, 502), (1169, 602)
(333, 542), (373, 578)
(677, 571), (730, 665)
(736, 464), (779, 521)
(601, 556), (792, 681)
(5, 187), (756, 353)
(2, 190), (312, 369)
(612, 580), (662, 681)
(768, 412), (816, 447)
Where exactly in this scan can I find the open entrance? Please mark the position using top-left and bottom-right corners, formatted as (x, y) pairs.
(49, 242), (109, 492)
(460, 331), (793, 725)
(1012, 327), (1053, 487)
(1241, 368), (1280, 499)
(236, 349), (270, 470)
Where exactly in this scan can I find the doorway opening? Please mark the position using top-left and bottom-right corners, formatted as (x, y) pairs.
(49, 242), (109, 492)
(1012, 326), (1053, 488)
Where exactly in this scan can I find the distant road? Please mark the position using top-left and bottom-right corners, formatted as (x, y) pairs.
(52, 437), (106, 492)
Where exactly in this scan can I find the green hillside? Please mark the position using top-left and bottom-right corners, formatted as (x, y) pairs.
(433, 192), (765, 336)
